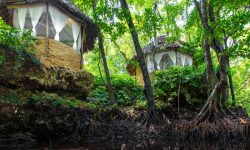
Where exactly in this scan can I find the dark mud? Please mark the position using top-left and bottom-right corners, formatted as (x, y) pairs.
(31, 139), (250, 150)
(0, 102), (249, 149)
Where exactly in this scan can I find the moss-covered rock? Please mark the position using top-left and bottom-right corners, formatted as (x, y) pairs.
(0, 45), (93, 99)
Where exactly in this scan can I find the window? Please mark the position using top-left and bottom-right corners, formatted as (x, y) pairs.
(59, 21), (74, 47)
(160, 54), (174, 70)
(184, 57), (190, 66)
(24, 13), (32, 30)
(177, 54), (183, 66)
(36, 12), (56, 38)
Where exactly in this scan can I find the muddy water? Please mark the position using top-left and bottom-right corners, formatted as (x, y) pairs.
(33, 140), (250, 150)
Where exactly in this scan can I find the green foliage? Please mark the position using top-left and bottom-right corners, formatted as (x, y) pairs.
(134, 99), (169, 111)
(0, 91), (96, 109)
(1, 93), (23, 105)
(89, 74), (145, 107)
(230, 59), (250, 114)
(134, 100), (147, 110)
(29, 92), (96, 109)
(153, 65), (206, 105)
(0, 17), (38, 56)
(64, 0), (250, 115)
(0, 54), (6, 65)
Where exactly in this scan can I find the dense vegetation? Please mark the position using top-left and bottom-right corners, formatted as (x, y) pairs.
(71, 0), (250, 114)
(0, 0), (249, 113)
(0, 0), (249, 148)
(0, 0), (249, 115)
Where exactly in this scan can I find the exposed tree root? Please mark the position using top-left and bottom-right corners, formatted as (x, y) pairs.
(141, 110), (160, 128)
(141, 109), (171, 129)
(194, 83), (236, 125)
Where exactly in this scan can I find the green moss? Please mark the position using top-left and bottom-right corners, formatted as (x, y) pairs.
(1, 93), (23, 105)
(0, 90), (96, 110)
(134, 100), (147, 110)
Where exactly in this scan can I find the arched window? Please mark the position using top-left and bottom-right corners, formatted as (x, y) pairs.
(160, 54), (174, 70)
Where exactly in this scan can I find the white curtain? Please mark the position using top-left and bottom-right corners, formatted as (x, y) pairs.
(167, 51), (176, 65)
(17, 8), (27, 29)
(13, 9), (19, 28)
(49, 6), (68, 41)
(188, 57), (193, 65)
(155, 52), (164, 69)
(146, 55), (154, 72)
(184, 56), (192, 66)
(72, 21), (81, 50)
(180, 54), (186, 66)
(29, 6), (45, 35)
(77, 31), (82, 51)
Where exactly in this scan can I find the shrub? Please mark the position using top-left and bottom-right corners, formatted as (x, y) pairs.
(89, 74), (145, 107)
(0, 17), (38, 58)
(231, 59), (250, 114)
(153, 65), (207, 107)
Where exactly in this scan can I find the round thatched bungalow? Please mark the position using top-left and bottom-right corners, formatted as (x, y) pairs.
(127, 36), (193, 84)
(0, 0), (98, 70)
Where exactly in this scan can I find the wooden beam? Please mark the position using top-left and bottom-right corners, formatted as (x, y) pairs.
(45, 1), (49, 57)
(80, 23), (88, 70)
(6, 0), (48, 6)
(80, 26), (84, 70)
(80, 50), (83, 70)
(7, 3), (47, 8)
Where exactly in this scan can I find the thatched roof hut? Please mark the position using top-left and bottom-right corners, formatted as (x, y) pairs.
(127, 36), (193, 84)
(0, 0), (98, 70)
(1, 0), (98, 51)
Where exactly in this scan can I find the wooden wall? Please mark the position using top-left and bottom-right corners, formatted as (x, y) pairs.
(135, 66), (144, 85)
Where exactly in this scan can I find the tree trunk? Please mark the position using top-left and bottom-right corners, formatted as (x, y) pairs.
(228, 61), (236, 106)
(97, 32), (115, 104)
(208, 0), (229, 104)
(120, 0), (157, 125)
(223, 36), (236, 106)
(204, 39), (218, 89)
(92, 0), (115, 104)
(194, 0), (234, 123)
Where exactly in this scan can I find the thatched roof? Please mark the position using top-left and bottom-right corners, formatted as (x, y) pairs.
(142, 36), (185, 55)
(1, 0), (98, 51)
(126, 36), (192, 69)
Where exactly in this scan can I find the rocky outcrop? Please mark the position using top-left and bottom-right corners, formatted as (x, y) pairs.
(0, 46), (93, 99)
